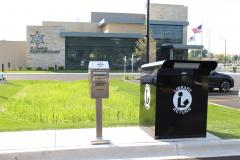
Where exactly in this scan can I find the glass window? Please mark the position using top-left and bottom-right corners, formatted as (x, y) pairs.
(65, 37), (138, 70)
(150, 24), (183, 44)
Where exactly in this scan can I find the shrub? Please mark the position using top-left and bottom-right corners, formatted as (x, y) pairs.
(36, 67), (43, 71)
(125, 75), (137, 80)
(58, 66), (64, 70)
(26, 67), (32, 70)
(48, 67), (54, 71)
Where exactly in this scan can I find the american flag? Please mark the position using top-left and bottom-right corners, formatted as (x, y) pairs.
(192, 25), (202, 34)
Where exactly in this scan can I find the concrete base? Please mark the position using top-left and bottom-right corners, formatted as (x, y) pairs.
(0, 127), (239, 160)
(91, 138), (111, 145)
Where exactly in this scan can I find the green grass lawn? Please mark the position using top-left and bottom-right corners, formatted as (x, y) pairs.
(0, 80), (139, 131)
(208, 105), (240, 139)
(5, 70), (87, 73)
(4, 70), (137, 73)
(0, 80), (239, 139)
(5, 70), (53, 73)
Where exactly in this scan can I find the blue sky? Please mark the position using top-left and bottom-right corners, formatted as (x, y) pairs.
(0, 0), (239, 55)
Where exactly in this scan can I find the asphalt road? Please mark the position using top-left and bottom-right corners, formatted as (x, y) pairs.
(208, 73), (240, 109)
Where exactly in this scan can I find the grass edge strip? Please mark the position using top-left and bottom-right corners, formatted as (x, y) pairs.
(208, 102), (240, 111)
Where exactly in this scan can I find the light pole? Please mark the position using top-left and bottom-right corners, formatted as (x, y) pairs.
(224, 39), (227, 68)
(146, 0), (150, 63)
(219, 37), (227, 68)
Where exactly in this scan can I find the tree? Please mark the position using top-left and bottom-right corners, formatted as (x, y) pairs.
(135, 38), (147, 60)
(233, 55), (239, 62)
(134, 32), (156, 63)
(208, 52), (215, 59)
(215, 53), (225, 63)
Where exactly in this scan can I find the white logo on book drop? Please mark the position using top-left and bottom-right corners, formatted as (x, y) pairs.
(144, 84), (151, 110)
(173, 86), (192, 114)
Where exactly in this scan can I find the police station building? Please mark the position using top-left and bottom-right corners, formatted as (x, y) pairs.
(0, 4), (202, 70)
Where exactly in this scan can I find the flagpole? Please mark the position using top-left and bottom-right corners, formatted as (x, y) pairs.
(208, 27), (211, 59)
(201, 25), (203, 45)
(200, 23), (203, 60)
(194, 33), (196, 60)
(194, 33), (196, 45)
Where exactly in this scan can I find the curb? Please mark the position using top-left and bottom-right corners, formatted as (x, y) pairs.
(0, 143), (177, 160)
(0, 139), (240, 160)
(177, 139), (240, 158)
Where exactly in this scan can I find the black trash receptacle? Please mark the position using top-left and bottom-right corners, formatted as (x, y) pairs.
(140, 60), (217, 139)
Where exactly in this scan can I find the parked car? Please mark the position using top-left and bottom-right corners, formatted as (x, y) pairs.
(208, 71), (234, 92)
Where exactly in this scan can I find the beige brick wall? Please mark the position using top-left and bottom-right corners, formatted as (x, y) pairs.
(26, 26), (65, 69)
(0, 41), (26, 69)
(150, 4), (188, 46)
(102, 23), (145, 34)
(150, 4), (188, 21)
(42, 21), (100, 32)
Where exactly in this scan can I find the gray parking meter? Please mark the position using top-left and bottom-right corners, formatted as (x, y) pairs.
(89, 63), (109, 99)
(88, 61), (110, 145)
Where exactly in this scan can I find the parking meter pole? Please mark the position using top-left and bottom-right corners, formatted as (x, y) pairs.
(92, 98), (110, 145)
(96, 98), (102, 139)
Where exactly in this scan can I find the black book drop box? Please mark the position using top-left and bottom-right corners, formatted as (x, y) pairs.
(140, 60), (217, 139)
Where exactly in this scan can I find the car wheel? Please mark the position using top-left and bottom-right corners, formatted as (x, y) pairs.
(219, 80), (231, 92)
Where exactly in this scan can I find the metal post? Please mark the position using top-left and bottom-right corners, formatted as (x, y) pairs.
(91, 98), (110, 145)
(200, 23), (203, 61)
(200, 50), (202, 60)
(96, 98), (102, 139)
(146, 0), (150, 63)
(224, 39), (227, 68)
(124, 56), (126, 80)
(170, 49), (174, 60)
(131, 54), (134, 74)
(8, 62), (10, 70)
(55, 64), (57, 71)
(208, 28), (211, 60)
(1, 64), (4, 72)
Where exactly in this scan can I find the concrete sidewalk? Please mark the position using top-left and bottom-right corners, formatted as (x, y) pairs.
(0, 127), (240, 160)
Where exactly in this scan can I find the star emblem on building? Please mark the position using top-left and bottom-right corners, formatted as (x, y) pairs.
(30, 31), (44, 47)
